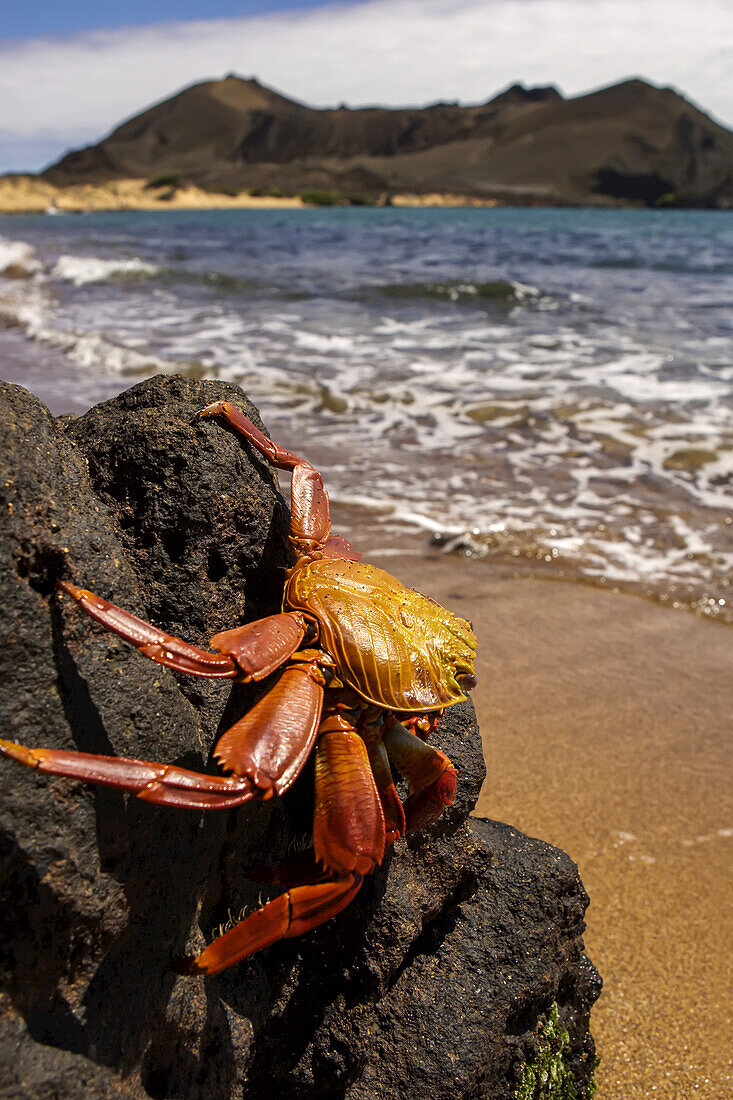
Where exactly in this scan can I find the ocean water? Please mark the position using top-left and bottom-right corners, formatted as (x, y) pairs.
(0, 207), (731, 620)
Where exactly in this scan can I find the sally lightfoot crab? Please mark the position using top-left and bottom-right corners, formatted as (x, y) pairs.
(0, 401), (476, 976)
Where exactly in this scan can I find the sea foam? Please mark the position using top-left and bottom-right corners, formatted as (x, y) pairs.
(52, 255), (159, 285)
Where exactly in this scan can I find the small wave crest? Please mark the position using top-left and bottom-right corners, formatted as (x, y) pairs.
(0, 235), (41, 278)
(359, 279), (541, 306)
(429, 523), (732, 623)
(0, 233), (160, 287)
(52, 254), (159, 286)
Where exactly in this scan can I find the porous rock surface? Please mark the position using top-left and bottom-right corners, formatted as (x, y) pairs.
(0, 375), (600, 1099)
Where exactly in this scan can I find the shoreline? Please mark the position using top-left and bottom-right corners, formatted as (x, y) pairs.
(4, 175), (695, 214)
(330, 502), (732, 628)
(344, 538), (732, 1100)
(0, 175), (305, 214)
(0, 175), (506, 214)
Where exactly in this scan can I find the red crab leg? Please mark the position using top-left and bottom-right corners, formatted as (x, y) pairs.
(321, 533), (362, 562)
(211, 612), (312, 681)
(0, 739), (255, 810)
(178, 873), (363, 976)
(382, 718), (457, 831)
(58, 582), (239, 678)
(312, 716), (386, 874)
(0, 652), (328, 809)
(59, 581), (313, 683)
(179, 715), (386, 975)
(366, 738), (406, 846)
(199, 399), (310, 470)
(199, 399), (331, 559)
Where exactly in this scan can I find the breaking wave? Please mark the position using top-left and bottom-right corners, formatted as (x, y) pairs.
(0, 236), (41, 277)
(51, 254), (160, 285)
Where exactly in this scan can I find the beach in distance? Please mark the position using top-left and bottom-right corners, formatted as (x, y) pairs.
(1, 204), (731, 1095)
(0, 175), (495, 214)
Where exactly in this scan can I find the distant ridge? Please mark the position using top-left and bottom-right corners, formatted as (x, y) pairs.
(43, 75), (733, 207)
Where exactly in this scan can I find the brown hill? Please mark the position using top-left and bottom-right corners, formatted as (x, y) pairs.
(43, 75), (733, 207)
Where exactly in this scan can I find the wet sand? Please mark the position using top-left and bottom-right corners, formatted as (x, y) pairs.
(357, 543), (732, 1098)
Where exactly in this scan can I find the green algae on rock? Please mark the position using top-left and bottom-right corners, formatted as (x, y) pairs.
(516, 1002), (598, 1100)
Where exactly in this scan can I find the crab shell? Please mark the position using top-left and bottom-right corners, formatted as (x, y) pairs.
(284, 557), (477, 712)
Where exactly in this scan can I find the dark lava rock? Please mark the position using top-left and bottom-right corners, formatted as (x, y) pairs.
(0, 376), (600, 1098)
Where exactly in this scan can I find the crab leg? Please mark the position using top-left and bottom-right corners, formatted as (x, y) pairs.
(58, 582), (238, 678)
(312, 717), (386, 872)
(382, 718), (457, 831)
(211, 612), (312, 681)
(199, 399), (309, 470)
(366, 738), (406, 845)
(180, 714), (386, 975)
(0, 651), (328, 809)
(178, 873), (363, 975)
(59, 581), (313, 682)
(199, 399), (331, 559)
(0, 739), (255, 810)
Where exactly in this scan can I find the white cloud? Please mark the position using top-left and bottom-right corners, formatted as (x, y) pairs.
(1, 0), (731, 171)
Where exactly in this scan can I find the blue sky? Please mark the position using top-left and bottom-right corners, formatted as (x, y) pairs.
(1, 1), (332, 39)
(1, 0), (731, 173)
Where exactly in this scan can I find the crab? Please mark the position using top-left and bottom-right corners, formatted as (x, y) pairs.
(0, 400), (477, 976)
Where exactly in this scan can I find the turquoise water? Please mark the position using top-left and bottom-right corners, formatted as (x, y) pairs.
(1, 207), (731, 617)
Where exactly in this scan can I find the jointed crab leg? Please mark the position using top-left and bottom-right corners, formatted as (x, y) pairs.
(0, 739), (255, 810)
(1, 641), (332, 809)
(211, 612), (311, 681)
(59, 581), (314, 683)
(312, 718), (386, 873)
(179, 873), (363, 975)
(365, 738), (406, 845)
(199, 400), (331, 559)
(382, 718), (457, 830)
(200, 399), (310, 471)
(180, 713), (386, 975)
(58, 582), (239, 678)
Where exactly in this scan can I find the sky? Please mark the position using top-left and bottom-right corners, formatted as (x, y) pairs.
(1, 0), (731, 173)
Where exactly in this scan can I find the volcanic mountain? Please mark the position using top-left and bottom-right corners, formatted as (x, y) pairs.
(43, 75), (733, 207)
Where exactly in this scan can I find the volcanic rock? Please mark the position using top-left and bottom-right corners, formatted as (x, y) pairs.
(0, 375), (600, 1098)
(42, 73), (733, 207)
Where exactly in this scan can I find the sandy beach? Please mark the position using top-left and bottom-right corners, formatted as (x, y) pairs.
(0, 175), (506, 214)
(0, 175), (306, 214)
(348, 537), (732, 1099)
